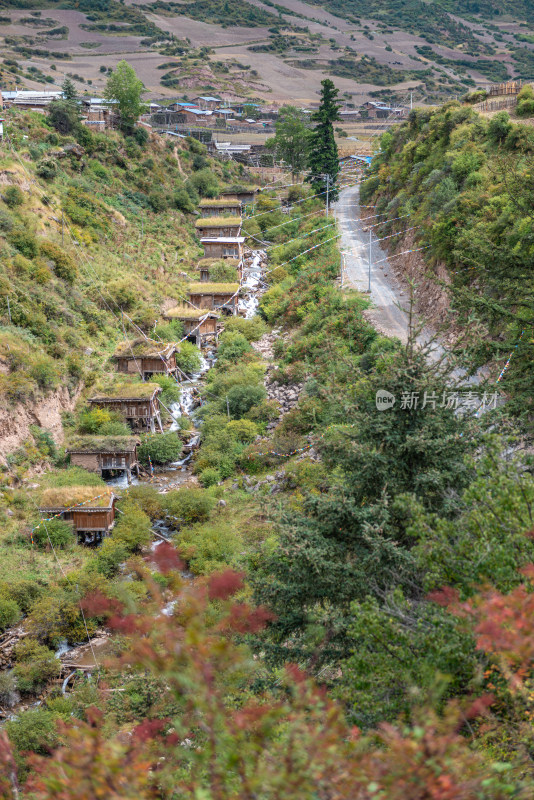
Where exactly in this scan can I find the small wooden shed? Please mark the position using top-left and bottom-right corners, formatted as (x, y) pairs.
(195, 217), (241, 239)
(188, 282), (239, 315)
(66, 435), (140, 483)
(199, 198), (242, 217)
(88, 382), (163, 433)
(112, 339), (180, 380)
(196, 257), (240, 283)
(201, 236), (244, 261)
(39, 486), (116, 545)
(164, 306), (219, 346)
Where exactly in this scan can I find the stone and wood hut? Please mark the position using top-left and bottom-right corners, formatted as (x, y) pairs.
(220, 189), (258, 206)
(112, 339), (180, 380)
(88, 382), (163, 432)
(66, 435), (140, 483)
(39, 486), (116, 545)
(195, 217), (241, 238)
(164, 306), (219, 346)
(199, 198), (242, 217)
(201, 236), (244, 261)
(188, 282), (239, 315)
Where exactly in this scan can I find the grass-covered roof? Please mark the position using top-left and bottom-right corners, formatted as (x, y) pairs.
(66, 435), (139, 454)
(164, 305), (220, 320)
(40, 486), (114, 510)
(195, 217), (242, 228)
(113, 338), (178, 359)
(199, 198), (242, 208)
(89, 382), (162, 401)
(188, 283), (240, 294)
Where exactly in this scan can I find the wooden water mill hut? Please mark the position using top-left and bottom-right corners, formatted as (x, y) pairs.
(163, 306), (219, 347)
(220, 188), (258, 206)
(66, 435), (140, 483)
(39, 486), (116, 545)
(188, 282), (239, 315)
(88, 382), (163, 432)
(195, 216), (242, 239)
(201, 236), (245, 261)
(196, 257), (241, 283)
(112, 339), (180, 380)
(199, 198), (242, 217)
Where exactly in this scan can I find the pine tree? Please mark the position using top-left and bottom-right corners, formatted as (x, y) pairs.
(253, 326), (481, 668)
(306, 79), (341, 202)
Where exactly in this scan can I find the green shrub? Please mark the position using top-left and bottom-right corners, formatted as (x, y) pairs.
(175, 341), (202, 375)
(186, 168), (219, 198)
(199, 467), (221, 487)
(36, 157), (58, 180)
(113, 500), (152, 552)
(13, 639), (61, 693)
(154, 319), (184, 340)
(153, 374), (181, 405)
(32, 517), (73, 550)
(45, 466), (105, 487)
(39, 240), (77, 283)
(8, 227), (40, 259)
(0, 209), (14, 232)
(78, 408), (116, 434)
(107, 278), (138, 310)
(0, 597), (21, 631)
(163, 488), (215, 525)
(30, 355), (59, 390)
(217, 332), (251, 363)
(226, 418), (258, 443)
(179, 520), (242, 574)
(6, 708), (58, 755)
(3, 580), (42, 613)
(222, 315), (267, 342)
(3, 186), (24, 208)
(516, 84), (534, 118)
(208, 260), (238, 282)
(227, 383), (266, 418)
(92, 537), (130, 577)
(173, 187), (196, 213)
(127, 484), (166, 519)
(138, 432), (183, 465)
(98, 420), (132, 436)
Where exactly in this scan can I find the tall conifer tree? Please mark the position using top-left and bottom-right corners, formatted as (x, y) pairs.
(307, 79), (341, 201)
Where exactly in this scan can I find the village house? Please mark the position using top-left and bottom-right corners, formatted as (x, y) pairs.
(66, 435), (140, 484)
(112, 339), (180, 380)
(195, 216), (241, 238)
(201, 236), (245, 261)
(163, 306), (219, 346)
(194, 96), (222, 110)
(1, 89), (63, 111)
(88, 382), (163, 432)
(39, 487), (116, 545)
(198, 198), (242, 217)
(220, 188), (258, 206)
(188, 282), (239, 315)
(196, 257), (241, 282)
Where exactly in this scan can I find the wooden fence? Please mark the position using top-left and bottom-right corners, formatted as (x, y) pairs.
(474, 96), (518, 113)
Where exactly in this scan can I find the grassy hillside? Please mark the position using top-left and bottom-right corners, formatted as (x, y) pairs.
(361, 102), (534, 414)
(0, 107), (253, 456)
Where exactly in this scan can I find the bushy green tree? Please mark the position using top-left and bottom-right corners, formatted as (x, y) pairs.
(266, 105), (311, 179)
(104, 60), (147, 133)
(138, 432), (183, 466)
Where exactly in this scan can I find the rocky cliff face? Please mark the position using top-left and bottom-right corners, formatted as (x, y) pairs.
(0, 384), (82, 462)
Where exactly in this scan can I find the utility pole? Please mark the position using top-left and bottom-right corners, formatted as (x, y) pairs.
(226, 396), (230, 420)
(6, 296), (11, 325)
(368, 227), (372, 293)
(340, 253), (344, 288)
(325, 173), (330, 218)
